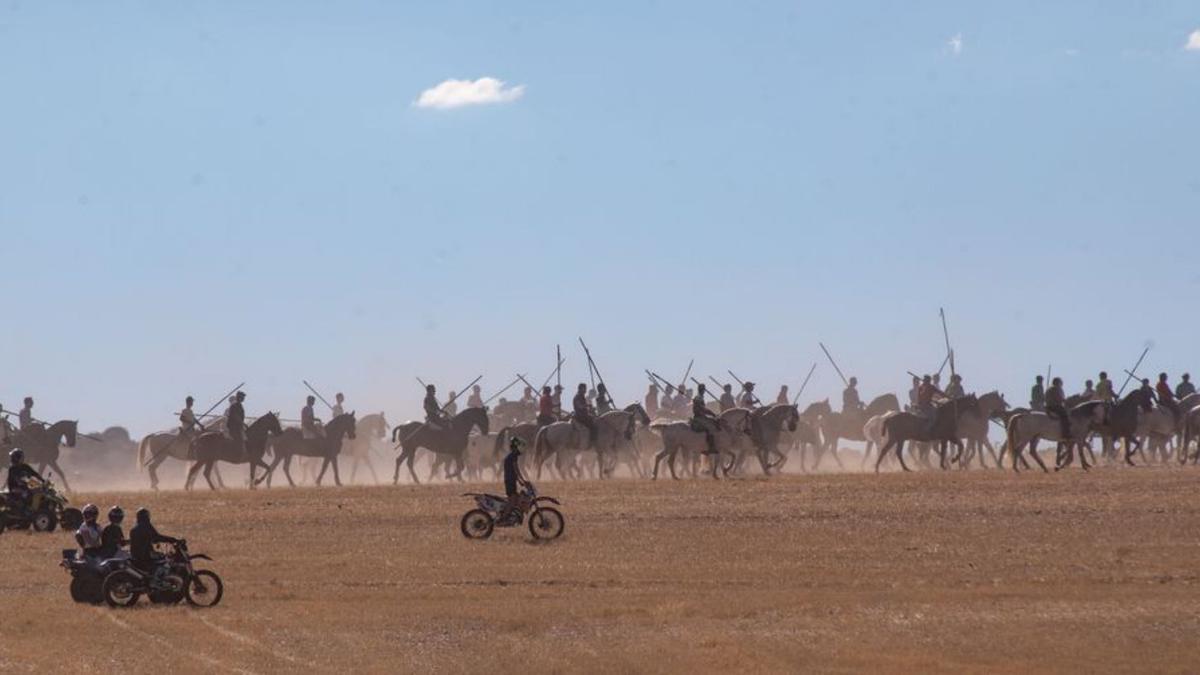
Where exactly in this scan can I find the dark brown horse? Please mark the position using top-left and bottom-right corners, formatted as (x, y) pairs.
(876, 395), (979, 472)
(816, 394), (900, 469)
(1093, 388), (1155, 466)
(391, 407), (489, 484)
(185, 413), (283, 491)
(264, 413), (358, 487)
(7, 420), (78, 491)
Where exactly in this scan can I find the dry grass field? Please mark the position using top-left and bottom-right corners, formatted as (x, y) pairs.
(2, 467), (1200, 674)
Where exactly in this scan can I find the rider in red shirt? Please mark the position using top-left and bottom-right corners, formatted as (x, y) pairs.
(1156, 373), (1180, 424)
(537, 387), (556, 427)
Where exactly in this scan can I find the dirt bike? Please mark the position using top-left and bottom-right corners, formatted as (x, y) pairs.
(101, 540), (224, 608)
(0, 476), (83, 534)
(460, 482), (565, 540)
(61, 549), (128, 604)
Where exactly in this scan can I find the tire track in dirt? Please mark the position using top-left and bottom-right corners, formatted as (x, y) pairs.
(192, 614), (323, 672)
(99, 610), (260, 675)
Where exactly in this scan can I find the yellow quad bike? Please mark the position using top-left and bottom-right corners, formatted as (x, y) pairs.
(0, 476), (83, 534)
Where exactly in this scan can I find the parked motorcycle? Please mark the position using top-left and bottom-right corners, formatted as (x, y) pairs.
(101, 540), (224, 608)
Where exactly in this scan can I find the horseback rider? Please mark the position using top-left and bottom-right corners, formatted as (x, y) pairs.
(907, 376), (920, 412)
(445, 391), (458, 417)
(659, 386), (676, 417)
(19, 397), (35, 431)
(944, 374), (965, 399)
(595, 383), (613, 415)
(179, 396), (205, 437)
(332, 392), (345, 418)
(0, 404), (11, 446)
(776, 385), (789, 406)
(520, 386), (536, 416)
(424, 384), (450, 431)
(1030, 376), (1046, 412)
(552, 385), (564, 418)
(500, 437), (530, 523)
(467, 385), (484, 409)
(75, 504), (103, 558)
(1156, 373), (1180, 426)
(227, 391), (247, 454)
(738, 382), (758, 409)
(644, 383), (659, 419)
(1044, 377), (1071, 440)
(572, 383), (598, 449)
(6, 449), (43, 517)
(842, 377), (865, 414)
(1095, 372), (1115, 403)
(1177, 373), (1196, 399)
(537, 386), (556, 427)
(99, 506), (128, 560)
(691, 384), (720, 455)
(301, 396), (324, 439)
(1081, 380), (1096, 401)
(916, 375), (942, 436)
(719, 384), (737, 413)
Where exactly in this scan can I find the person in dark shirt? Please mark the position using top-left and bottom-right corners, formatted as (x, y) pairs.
(690, 384), (720, 454)
(227, 391), (247, 453)
(719, 384), (737, 413)
(6, 449), (43, 515)
(130, 508), (178, 576)
(501, 437), (529, 521)
(1030, 376), (1046, 412)
(1044, 377), (1070, 439)
(99, 506), (128, 559)
(536, 386), (556, 427)
(572, 383), (598, 449)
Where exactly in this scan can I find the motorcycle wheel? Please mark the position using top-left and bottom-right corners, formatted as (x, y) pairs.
(528, 507), (565, 540)
(185, 570), (224, 608)
(460, 509), (494, 540)
(102, 571), (142, 608)
(70, 575), (103, 604)
(61, 507), (83, 531)
(32, 510), (58, 533)
(151, 576), (186, 605)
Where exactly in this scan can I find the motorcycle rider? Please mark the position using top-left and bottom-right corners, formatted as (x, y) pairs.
(6, 449), (44, 517)
(500, 437), (530, 523)
(75, 504), (103, 558)
(130, 508), (179, 588)
(99, 506), (128, 559)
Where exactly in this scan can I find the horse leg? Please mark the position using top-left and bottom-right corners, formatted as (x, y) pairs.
(406, 447), (420, 484)
(895, 440), (912, 472)
(283, 456), (297, 487)
(203, 462), (218, 491)
(874, 440), (892, 473)
(184, 461), (201, 491)
(316, 458), (329, 486)
(983, 438), (1001, 469)
(1027, 438), (1049, 473)
(48, 461), (71, 492)
(365, 456), (381, 484)
(332, 457), (343, 486)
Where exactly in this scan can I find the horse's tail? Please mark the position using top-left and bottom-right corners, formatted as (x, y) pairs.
(1005, 415), (1021, 456)
(391, 425), (402, 444)
(533, 426), (552, 472)
(136, 435), (152, 471)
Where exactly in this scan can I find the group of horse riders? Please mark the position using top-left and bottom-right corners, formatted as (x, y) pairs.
(1024, 371), (1195, 439)
(174, 389), (351, 454)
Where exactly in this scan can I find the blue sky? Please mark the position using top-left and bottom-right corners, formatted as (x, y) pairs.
(1, 2), (1198, 434)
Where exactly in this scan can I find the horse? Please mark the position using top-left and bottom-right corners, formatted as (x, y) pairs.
(185, 413), (283, 490)
(342, 412), (388, 484)
(138, 417), (231, 490)
(532, 404), (651, 480)
(650, 408), (752, 480)
(1182, 407), (1200, 464)
(391, 407), (489, 484)
(952, 391), (1009, 469)
(743, 404), (800, 475)
(265, 413), (358, 487)
(1005, 400), (1110, 473)
(10, 421), (78, 491)
(1093, 388), (1155, 466)
(816, 394), (900, 470)
(875, 395), (979, 472)
(793, 400), (830, 471)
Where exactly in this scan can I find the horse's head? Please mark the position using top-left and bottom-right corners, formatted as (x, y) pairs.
(457, 406), (489, 436)
(623, 403), (651, 427)
(785, 405), (799, 431)
(50, 420), (78, 447)
(954, 394), (979, 417)
(261, 412), (284, 436)
(804, 399), (832, 417)
(866, 393), (900, 416)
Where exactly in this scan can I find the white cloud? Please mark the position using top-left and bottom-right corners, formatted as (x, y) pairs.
(414, 77), (525, 110)
(1186, 29), (1200, 51)
(1063, 48), (1080, 57)
(947, 33), (963, 56)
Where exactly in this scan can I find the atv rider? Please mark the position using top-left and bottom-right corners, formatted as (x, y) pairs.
(6, 449), (44, 517)
(99, 506), (128, 559)
(75, 504), (103, 558)
(130, 508), (179, 587)
(501, 437), (530, 523)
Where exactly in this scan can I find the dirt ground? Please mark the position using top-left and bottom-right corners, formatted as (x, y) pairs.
(2, 467), (1199, 674)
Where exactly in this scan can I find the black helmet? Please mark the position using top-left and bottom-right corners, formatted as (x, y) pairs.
(509, 437), (524, 453)
(82, 504), (100, 521)
(135, 508), (151, 525)
(9, 449), (23, 464)
(108, 506), (125, 523)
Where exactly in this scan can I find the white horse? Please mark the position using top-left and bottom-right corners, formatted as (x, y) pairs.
(532, 405), (651, 479)
(344, 412), (388, 484)
(650, 408), (752, 480)
(1005, 401), (1108, 472)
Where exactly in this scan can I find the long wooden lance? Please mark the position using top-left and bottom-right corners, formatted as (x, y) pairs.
(540, 357), (566, 390)
(556, 345), (562, 389)
(708, 375), (728, 392)
(940, 307), (955, 378)
(302, 380), (335, 412)
(819, 342), (850, 387)
(726, 370), (762, 406)
(792, 362), (818, 405)
(415, 377), (428, 389)
(645, 370), (671, 390)
(145, 381), (244, 466)
(483, 375), (523, 406)
(579, 338), (613, 407)
(516, 373), (538, 394)
(1118, 346), (1151, 396)
(680, 359), (694, 388)
(935, 350), (952, 378)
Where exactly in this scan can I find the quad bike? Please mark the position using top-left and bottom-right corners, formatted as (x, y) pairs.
(101, 540), (224, 608)
(61, 549), (128, 604)
(0, 476), (83, 534)
(460, 482), (564, 540)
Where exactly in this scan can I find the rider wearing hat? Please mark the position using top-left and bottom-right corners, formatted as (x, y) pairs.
(6, 449), (43, 517)
(1176, 373), (1196, 400)
(738, 382), (758, 409)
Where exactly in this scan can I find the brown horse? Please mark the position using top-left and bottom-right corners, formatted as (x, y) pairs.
(185, 413), (283, 490)
(391, 407), (489, 484)
(7, 420), (78, 491)
(265, 413), (358, 487)
(875, 395), (979, 472)
(816, 394), (900, 469)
